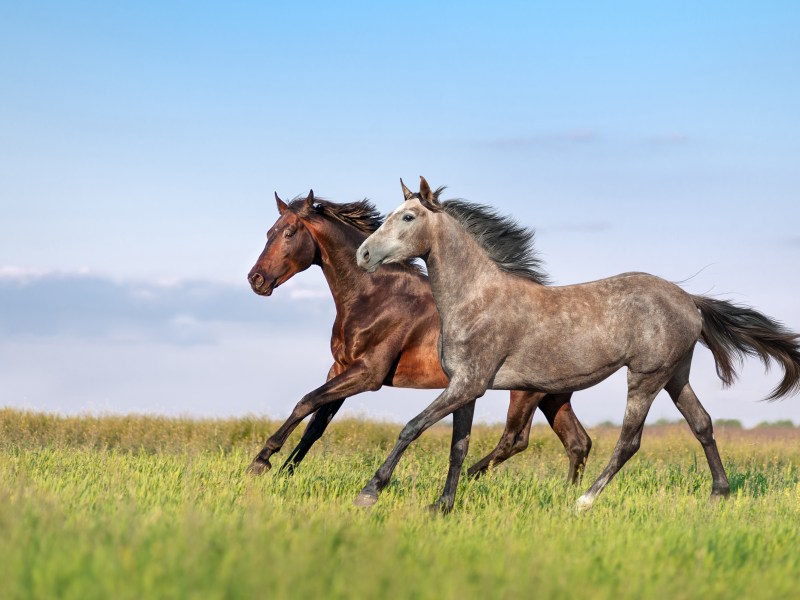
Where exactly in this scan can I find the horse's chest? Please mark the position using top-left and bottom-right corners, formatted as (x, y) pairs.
(329, 316), (350, 363)
(438, 312), (513, 378)
(329, 317), (369, 366)
(330, 331), (355, 365)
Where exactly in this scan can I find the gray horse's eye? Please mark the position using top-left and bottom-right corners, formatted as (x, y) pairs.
(402, 214), (415, 222)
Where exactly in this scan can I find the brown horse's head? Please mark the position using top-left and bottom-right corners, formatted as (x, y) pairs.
(247, 190), (319, 296)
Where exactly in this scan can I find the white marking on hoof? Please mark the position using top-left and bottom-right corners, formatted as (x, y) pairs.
(576, 494), (595, 512)
(353, 492), (379, 508)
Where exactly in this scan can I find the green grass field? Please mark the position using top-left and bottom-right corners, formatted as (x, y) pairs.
(1, 409), (798, 599)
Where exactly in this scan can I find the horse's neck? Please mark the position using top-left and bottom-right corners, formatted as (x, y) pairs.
(312, 221), (371, 309)
(426, 215), (502, 317)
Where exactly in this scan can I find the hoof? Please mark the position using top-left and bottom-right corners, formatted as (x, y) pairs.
(247, 458), (272, 476)
(709, 488), (730, 501)
(427, 500), (453, 515)
(277, 461), (296, 477)
(466, 467), (486, 480)
(353, 491), (379, 508)
(575, 494), (595, 512)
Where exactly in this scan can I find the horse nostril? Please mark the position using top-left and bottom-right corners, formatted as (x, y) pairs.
(250, 273), (264, 286)
(362, 249), (370, 262)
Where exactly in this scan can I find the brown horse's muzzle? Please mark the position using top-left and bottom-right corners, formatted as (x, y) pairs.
(248, 270), (277, 296)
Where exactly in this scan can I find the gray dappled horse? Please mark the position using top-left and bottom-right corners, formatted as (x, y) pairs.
(355, 177), (800, 512)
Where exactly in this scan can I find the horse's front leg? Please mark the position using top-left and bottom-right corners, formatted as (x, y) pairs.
(279, 399), (346, 475)
(247, 362), (383, 474)
(354, 377), (486, 508)
(279, 365), (344, 475)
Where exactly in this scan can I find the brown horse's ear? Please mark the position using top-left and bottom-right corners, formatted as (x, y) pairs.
(304, 189), (315, 208)
(419, 176), (437, 204)
(400, 178), (413, 200)
(275, 192), (289, 215)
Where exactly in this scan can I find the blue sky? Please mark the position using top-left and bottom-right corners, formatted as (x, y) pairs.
(1, 2), (799, 426)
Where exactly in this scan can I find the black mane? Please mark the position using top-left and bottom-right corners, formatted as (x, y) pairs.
(288, 196), (384, 234)
(440, 199), (550, 285)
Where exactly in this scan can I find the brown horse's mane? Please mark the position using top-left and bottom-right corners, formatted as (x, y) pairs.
(289, 195), (425, 274)
(288, 196), (383, 234)
(411, 187), (550, 285)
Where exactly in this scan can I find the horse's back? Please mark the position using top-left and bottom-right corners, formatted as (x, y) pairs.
(491, 271), (702, 391)
(544, 271), (702, 357)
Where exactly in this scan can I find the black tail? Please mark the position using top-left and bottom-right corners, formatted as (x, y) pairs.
(693, 296), (800, 400)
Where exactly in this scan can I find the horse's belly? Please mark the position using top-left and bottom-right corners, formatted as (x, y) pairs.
(491, 355), (624, 393)
(387, 346), (449, 389)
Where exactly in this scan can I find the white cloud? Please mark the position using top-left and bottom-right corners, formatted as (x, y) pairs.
(479, 129), (600, 149)
(0, 267), (334, 343)
(0, 265), (94, 280)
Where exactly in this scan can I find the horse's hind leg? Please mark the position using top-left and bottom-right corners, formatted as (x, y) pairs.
(665, 354), (730, 498)
(576, 370), (665, 511)
(539, 393), (592, 484)
(430, 400), (476, 514)
(467, 392), (592, 484)
(466, 391), (541, 478)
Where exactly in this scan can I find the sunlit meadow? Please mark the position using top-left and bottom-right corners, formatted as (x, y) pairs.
(1, 410), (798, 599)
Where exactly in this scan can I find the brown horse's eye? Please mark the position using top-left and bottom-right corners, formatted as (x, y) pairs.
(284, 227), (296, 238)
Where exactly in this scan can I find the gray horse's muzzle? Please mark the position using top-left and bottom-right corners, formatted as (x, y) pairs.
(356, 241), (381, 273)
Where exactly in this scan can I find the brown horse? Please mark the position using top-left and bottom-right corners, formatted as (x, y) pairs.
(246, 190), (592, 483)
(356, 177), (800, 512)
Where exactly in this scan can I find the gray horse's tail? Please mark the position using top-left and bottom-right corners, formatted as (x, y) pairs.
(693, 296), (800, 400)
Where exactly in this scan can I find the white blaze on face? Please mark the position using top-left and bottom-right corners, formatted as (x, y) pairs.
(383, 211), (403, 237)
(387, 199), (416, 219)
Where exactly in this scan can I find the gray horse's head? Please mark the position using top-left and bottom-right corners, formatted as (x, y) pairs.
(356, 176), (442, 272)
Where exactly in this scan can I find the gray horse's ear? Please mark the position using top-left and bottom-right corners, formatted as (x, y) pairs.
(400, 178), (413, 200)
(275, 192), (289, 215)
(419, 176), (436, 204)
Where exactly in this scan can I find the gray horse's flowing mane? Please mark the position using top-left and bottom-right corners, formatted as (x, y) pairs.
(440, 199), (550, 285)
